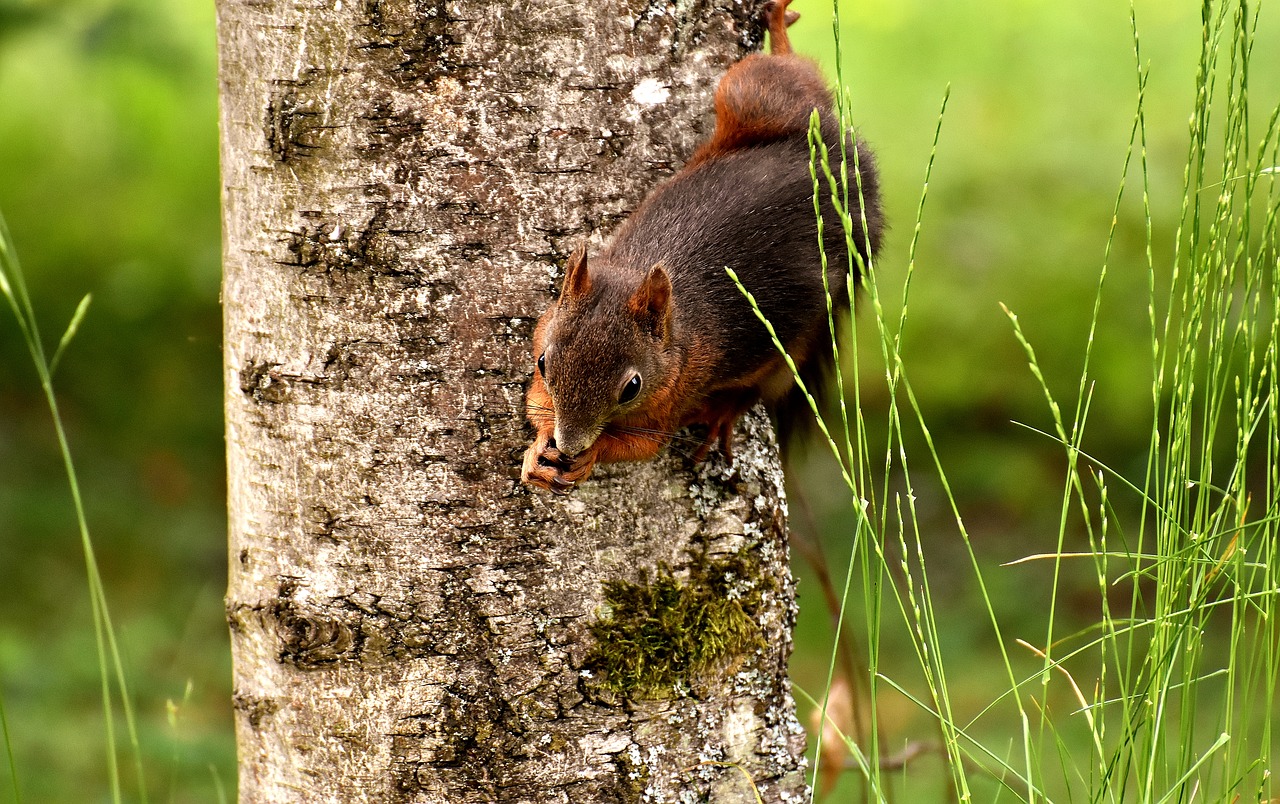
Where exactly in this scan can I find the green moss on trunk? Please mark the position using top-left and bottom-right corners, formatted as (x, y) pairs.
(583, 550), (770, 700)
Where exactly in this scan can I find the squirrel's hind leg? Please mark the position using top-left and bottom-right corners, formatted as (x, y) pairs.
(686, 17), (830, 165)
(689, 391), (758, 466)
(764, 0), (800, 56)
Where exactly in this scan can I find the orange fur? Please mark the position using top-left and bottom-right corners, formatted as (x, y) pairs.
(767, 0), (797, 54)
(686, 0), (821, 168)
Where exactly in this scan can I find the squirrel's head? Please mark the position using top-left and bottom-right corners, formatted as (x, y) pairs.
(533, 246), (676, 457)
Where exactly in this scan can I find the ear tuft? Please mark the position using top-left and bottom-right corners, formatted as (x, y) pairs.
(561, 245), (591, 300)
(628, 262), (673, 337)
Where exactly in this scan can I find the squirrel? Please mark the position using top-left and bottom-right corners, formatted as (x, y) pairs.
(521, 0), (883, 493)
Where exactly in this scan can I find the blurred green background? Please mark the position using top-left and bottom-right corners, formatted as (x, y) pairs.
(1, 0), (229, 798)
(0, 0), (1275, 799)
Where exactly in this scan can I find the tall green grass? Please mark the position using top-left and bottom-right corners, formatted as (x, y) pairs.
(0, 210), (147, 803)
(740, 0), (1278, 800)
(997, 3), (1280, 796)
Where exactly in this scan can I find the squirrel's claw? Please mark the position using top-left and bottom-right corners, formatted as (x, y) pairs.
(717, 420), (736, 466)
(523, 460), (569, 493)
(549, 475), (575, 494)
(522, 437), (597, 493)
(539, 449), (570, 469)
(522, 437), (561, 491)
(559, 452), (598, 486)
(763, 1), (799, 27)
(691, 413), (739, 466)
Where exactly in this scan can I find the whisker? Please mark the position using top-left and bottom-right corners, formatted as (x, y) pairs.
(613, 422), (715, 445)
(522, 402), (730, 458)
(607, 425), (721, 460)
(601, 428), (700, 461)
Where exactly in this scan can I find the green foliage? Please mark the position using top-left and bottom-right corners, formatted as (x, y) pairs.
(0, 0), (230, 799)
(780, 1), (1280, 801)
(583, 553), (768, 700)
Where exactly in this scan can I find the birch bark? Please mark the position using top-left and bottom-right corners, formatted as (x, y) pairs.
(218, 1), (808, 800)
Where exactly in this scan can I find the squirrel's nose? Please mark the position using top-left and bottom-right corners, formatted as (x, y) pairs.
(554, 422), (598, 458)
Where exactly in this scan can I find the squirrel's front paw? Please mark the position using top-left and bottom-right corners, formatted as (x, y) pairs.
(522, 440), (573, 489)
(556, 451), (598, 488)
(521, 440), (597, 493)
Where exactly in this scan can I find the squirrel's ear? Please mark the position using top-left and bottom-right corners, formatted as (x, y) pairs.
(561, 245), (591, 300)
(628, 263), (673, 338)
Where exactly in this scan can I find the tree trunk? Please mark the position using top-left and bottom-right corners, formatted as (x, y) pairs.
(218, 1), (807, 801)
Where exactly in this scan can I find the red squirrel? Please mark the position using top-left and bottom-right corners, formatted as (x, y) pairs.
(522, 0), (883, 493)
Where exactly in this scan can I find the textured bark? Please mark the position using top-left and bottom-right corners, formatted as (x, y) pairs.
(218, 1), (807, 801)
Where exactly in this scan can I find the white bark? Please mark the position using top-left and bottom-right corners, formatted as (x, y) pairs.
(219, 1), (807, 800)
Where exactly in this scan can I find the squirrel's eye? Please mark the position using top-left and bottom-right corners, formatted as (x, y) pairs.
(537, 352), (546, 376)
(619, 373), (642, 404)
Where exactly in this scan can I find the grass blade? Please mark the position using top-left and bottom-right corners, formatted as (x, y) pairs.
(0, 690), (19, 804)
(0, 210), (148, 803)
(49, 293), (92, 377)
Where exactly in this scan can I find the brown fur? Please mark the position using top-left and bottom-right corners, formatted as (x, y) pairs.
(521, 0), (883, 492)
